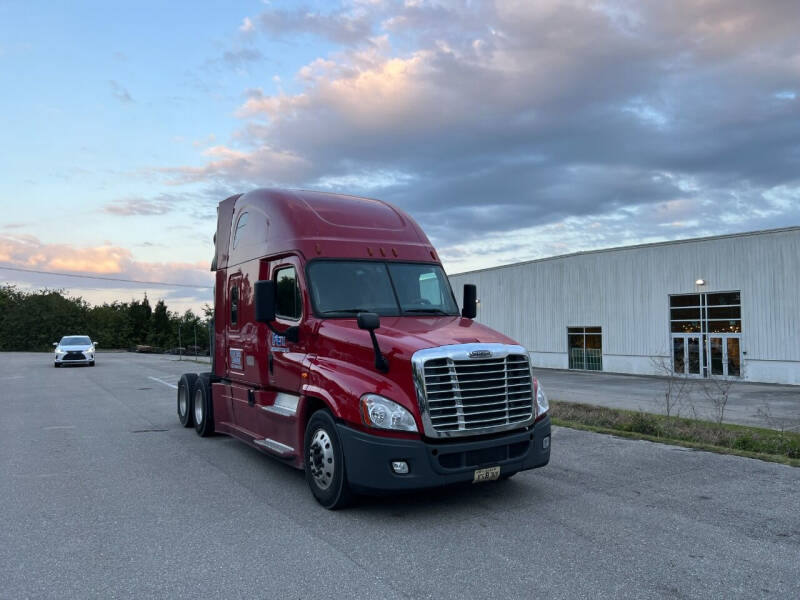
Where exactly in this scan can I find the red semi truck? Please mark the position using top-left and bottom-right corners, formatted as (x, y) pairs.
(178, 189), (550, 508)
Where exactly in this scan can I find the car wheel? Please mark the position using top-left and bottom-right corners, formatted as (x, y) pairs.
(304, 410), (353, 510)
(89, 361), (95, 367)
(54, 362), (60, 368)
(177, 373), (198, 427)
(193, 374), (214, 437)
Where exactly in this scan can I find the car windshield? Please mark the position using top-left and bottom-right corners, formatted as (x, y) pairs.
(61, 336), (91, 346)
(307, 261), (460, 317)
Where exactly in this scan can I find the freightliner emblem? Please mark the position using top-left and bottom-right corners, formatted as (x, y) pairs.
(469, 350), (492, 358)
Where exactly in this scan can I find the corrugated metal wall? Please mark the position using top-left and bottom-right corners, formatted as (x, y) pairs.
(448, 228), (800, 381)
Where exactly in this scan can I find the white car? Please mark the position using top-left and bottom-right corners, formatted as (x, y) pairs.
(53, 335), (97, 367)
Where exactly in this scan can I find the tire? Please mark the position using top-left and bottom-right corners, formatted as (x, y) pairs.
(177, 373), (198, 427)
(54, 362), (60, 368)
(304, 410), (353, 510)
(89, 361), (95, 367)
(193, 373), (214, 437)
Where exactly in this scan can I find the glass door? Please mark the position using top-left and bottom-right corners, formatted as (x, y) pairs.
(672, 334), (702, 375)
(706, 334), (741, 378)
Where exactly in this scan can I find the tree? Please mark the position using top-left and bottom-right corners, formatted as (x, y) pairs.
(128, 293), (152, 345)
(150, 299), (171, 349)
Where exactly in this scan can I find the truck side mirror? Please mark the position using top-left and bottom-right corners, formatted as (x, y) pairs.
(356, 312), (380, 331)
(254, 280), (276, 323)
(462, 284), (477, 319)
(357, 312), (389, 373)
(52, 342), (58, 347)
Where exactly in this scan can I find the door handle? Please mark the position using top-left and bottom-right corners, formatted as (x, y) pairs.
(248, 389), (255, 406)
(268, 353), (274, 375)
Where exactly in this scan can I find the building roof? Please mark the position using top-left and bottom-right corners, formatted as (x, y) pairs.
(449, 225), (800, 277)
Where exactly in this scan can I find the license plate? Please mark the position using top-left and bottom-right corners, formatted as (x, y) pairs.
(472, 466), (501, 483)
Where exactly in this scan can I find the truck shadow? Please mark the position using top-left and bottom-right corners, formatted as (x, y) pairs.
(226, 437), (545, 517)
(352, 478), (542, 515)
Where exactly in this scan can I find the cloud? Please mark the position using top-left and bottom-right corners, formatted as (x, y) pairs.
(251, 6), (374, 45)
(103, 199), (172, 216)
(109, 80), (134, 103)
(239, 16), (255, 33)
(223, 48), (263, 68)
(0, 234), (212, 289)
(161, 0), (800, 268)
(159, 144), (310, 185)
(205, 48), (264, 71)
(101, 189), (226, 220)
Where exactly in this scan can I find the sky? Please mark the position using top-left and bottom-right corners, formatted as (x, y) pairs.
(1, 0), (799, 314)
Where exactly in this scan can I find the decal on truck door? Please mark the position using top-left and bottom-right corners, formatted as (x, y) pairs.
(271, 332), (288, 353)
(230, 348), (243, 369)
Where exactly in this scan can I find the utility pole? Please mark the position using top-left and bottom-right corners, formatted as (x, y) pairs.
(178, 323), (182, 361)
(194, 324), (197, 359)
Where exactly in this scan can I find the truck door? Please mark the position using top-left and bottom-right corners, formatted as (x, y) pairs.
(269, 258), (307, 393)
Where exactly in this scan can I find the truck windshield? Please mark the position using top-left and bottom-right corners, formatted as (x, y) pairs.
(308, 261), (460, 317)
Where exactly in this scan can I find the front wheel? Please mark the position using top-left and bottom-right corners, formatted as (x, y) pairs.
(304, 410), (353, 510)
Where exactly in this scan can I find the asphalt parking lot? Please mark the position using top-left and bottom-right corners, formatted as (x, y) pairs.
(1, 352), (798, 599)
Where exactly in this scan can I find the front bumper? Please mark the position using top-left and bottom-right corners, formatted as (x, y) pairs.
(55, 354), (94, 364)
(337, 415), (551, 493)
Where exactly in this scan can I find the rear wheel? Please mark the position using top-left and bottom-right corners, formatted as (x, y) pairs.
(193, 374), (214, 437)
(177, 373), (198, 427)
(304, 410), (353, 510)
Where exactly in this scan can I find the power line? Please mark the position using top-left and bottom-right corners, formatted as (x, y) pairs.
(0, 265), (213, 289)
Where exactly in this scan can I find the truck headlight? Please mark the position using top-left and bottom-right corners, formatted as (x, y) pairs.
(360, 394), (418, 432)
(535, 378), (549, 416)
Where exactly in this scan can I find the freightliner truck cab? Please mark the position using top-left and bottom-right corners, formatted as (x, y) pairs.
(178, 188), (550, 508)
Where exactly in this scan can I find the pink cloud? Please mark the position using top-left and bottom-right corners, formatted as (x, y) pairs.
(0, 234), (211, 288)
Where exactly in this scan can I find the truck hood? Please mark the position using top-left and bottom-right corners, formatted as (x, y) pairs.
(316, 316), (519, 362)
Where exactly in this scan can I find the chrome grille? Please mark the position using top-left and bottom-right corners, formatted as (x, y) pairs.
(412, 344), (534, 438)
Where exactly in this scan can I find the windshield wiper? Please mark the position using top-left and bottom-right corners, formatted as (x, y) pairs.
(320, 308), (374, 315)
(403, 308), (453, 315)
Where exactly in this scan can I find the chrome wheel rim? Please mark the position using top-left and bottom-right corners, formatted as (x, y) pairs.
(308, 428), (335, 490)
(179, 386), (188, 417)
(194, 388), (204, 425)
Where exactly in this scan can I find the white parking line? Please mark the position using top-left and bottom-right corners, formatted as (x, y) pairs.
(148, 376), (178, 390)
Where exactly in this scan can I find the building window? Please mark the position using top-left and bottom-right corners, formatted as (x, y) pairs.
(275, 266), (301, 320)
(568, 327), (602, 371)
(669, 291), (741, 377)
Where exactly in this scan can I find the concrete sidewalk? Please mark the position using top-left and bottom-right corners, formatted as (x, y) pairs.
(535, 368), (800, 431)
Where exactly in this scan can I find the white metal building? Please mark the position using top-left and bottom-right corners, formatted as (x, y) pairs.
(448, 227), (800, 385)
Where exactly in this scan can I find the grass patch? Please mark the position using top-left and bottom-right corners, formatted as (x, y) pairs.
(550, 401), (800, 467)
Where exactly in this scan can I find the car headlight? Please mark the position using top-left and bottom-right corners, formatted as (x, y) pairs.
(535, 378), (549, 417)
(360, 393), (418, 432)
